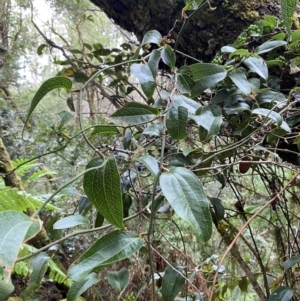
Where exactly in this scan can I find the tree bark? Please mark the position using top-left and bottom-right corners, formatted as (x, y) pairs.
(89, 0), (280, 61)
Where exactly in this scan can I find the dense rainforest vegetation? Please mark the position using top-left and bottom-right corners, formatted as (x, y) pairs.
(1, 0), (300, 300)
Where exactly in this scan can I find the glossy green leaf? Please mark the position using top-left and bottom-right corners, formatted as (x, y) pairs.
(123, 128), (132, 150)
(228, 68), (251, 96)
(190, 63), (227, 96)
(193, 104), (222, 141)
(161, 264), (185, 301)
(136, 155), (159, 177)
(268, 286), (294, 301)
(53, 215), (90, 229)
(141, 30), (162, 46)
(107, 267), (129, 292)
(23, 76), (72, 133)
(252, 108), (282, 127)
(173, 94), (200, 114)
(281, 0), (297, 38)
(122, 194), (132, 218)
(256, 90), (287, 107)
(130, 63), (156, 99)
(243, 57), (268, 80)
(166, 106), (188, 140)
(111, 102), (158, 124)
(68, 231), (144, 281)
(160, 167), (212, 241)
(283, 255), (300, 270)
(143, 123), (164, 136)
(91, 125), (119, 136)
(177, 73), (192, 94)
(148, 49), (161, 78)
(67, 273), (99, 301)
(161, 44), (176, 70)
(255, 40), (287, 54)
(83, 157), (124, 229)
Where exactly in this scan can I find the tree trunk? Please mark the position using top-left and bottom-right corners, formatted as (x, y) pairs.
(89, 0), (280, 61)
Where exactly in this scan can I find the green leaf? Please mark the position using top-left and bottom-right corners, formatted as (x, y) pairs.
(23, 76), (72, 133)
(142, 123), (163, 136)
(53, 215), (90, 229)
(161, 44), (176, 70)
(166, 106), (188, 140)
(37, 44), (47, 55)
(209, 197), (225, 221)
(0, 278), (14, 301)
(228, 68), (251, 96)
(111, 102), (159, 124)
(190, 63), (227, 96)
(281, 0), (297, 38)
(130, 63), (156, 99)
(177, 73), (192, 94)
(193, 104), (222, 141)
(94, 211), (104, 228)
(268, 286), (294, 301)
(252, 108), (282, 127)
(91, 125), (119, 136)
(160, 167), (212, 241)
(255, 40), (287, 54)
(136, 155), (159, 177)
(107, 267), (129, 292)
(68, 231), (144, 281)
(57, 110), (73, 128)
(67, 273), (100, 301)
(256, 90), (287, 107)
(183, 0), (204, 11)
(0, 210), (41, 267)
(141, 30), (162, 46)
(23, 253), (50, 294)
(243, 57), (268, 80)
(83, 157), (124, 229)
(173, 95), (200, 114)
(283, 255), (300, 270)
(161, 264), (185, 301)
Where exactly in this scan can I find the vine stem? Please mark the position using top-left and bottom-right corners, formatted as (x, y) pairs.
(208, 170), (300, 301)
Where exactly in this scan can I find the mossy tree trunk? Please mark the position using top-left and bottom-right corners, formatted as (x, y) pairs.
(89, 0), (279, 61)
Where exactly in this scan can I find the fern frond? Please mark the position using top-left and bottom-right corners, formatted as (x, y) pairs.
(24, 169), (56, 186)
(12, 158), (42, 178)
(0, 187), (59, 212)
(16, 244), (73, 287)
